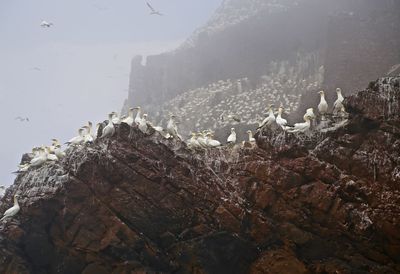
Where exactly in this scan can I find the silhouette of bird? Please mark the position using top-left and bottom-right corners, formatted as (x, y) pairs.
(146, 2), (163, 16)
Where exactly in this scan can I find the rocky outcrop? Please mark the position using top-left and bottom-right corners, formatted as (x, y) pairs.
(125, 0), (400, 131)
(1, 77), (399, 273)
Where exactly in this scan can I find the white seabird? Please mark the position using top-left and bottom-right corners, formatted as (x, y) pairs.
(276, 106), (288, 129)
(54, 144), (66, 159)
(167, 114), (181, 140)
(82, 126), (94, 143)
(111, 112), (121, 124)
(258, 106), (276, 129)
(196, 132), (208, 148)
(30, 147), (48, 167)
(1, 194), (20, 221)
(187, 133), (200, 149)
(318, 90), (329, 120)
(100, 113), (116, 139)
(287, 116), (312, 133)
(45, 147), (58, 161)
(40, 20), (53, 28)
(304, 108), (316, 121)
(134, 107), (142, 125)
(138, 114), (148, 133)
(246, 130), (256, 143)
(333, 88), (345, 115)
(122, 107), (135, 126)
(227, 128), (236, 144)
(66, 128), (85, 146)
(205, 133), (221, 147)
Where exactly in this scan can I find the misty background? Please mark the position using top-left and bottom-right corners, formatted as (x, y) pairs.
(0, 0), (222, 185)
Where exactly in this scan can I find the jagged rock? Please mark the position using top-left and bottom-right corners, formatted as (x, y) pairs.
(0, 77), (399, 273)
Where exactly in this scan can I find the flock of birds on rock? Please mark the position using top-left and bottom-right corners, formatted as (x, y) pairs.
(1, 87), (347, 222)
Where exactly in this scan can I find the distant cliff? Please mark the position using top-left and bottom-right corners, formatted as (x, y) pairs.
(1, 77), (399, 273)
(124, 0), (400, 135)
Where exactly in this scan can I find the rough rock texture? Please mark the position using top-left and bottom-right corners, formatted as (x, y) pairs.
(1, 77), (399, 273)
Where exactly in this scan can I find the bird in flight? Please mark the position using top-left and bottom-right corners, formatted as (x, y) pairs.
(146, 2), (163, 16)
(40, 20), (53, 28)
(15, 117), (30, 122)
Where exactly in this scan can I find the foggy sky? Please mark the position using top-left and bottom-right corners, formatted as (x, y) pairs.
(0, 0), (222, 185)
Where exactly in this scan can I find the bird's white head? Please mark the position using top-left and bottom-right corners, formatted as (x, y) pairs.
(246, 130), (252, 134)
(143, 114), (148, 120)
(318, 90), (325, 95)
(231, 128), (235, 132)
(336, 88), (342, 93)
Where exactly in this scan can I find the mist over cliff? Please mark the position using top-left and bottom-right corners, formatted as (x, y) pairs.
(124, 0), (400, 138)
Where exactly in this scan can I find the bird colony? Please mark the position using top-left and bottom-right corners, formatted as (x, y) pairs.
(2, 86), (347, 222)
(154, 56), (323, 136)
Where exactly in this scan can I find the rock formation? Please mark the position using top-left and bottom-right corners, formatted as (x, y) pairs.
(124, 0), (400, 134)
(0, 77), (399, 273)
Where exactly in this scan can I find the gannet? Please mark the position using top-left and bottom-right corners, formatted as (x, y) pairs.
(146, 2), (163, 16)
(45, 147), (58, 161)
(30, 147), (47, 167)
(258, 105), (276, 129)
(227, 128), (236, 144)
(134, 107), (142, 125)
(40, 20), (53, 28)
(167, 115), (181, 140)
(205, 133), (221, 147)
(122, 108), (135, 126)
(138, 114), (148, 133)
(1, 194), (20, 221)
(147, 122), (170, 138)
(54, 144), (65, 159)
(66, 128), (85, 145)
(333, 88), (345, 115)
(100, 113), (115, 138)
(15, 116), (29, 122)
(111, 112), (121, 124)
(287, 116), (312, 133)
(187, 133), (200, 149)
(318, 91), (329, 120)
(276, 107), (287, 129)
(196, 133), (208, 148)
(82, 126), (94, 143)
(246, 130), (256, 143)
(304, 108), (316, 121)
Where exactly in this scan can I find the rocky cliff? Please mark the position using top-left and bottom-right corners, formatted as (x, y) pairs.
(0, 77), (399, 273)
(124, 0), (400, 137)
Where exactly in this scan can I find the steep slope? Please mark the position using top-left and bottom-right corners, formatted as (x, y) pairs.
(0, 77), (399, 273)
(124, 0), (400, 136)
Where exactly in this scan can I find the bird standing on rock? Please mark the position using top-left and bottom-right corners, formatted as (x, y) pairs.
(1, 194), (20, 222)
(318, 90), (328, 121)
(167, 115), (181, 140)
(258, 105), (276, 129)
(100, 113), (115, 139)
(333, 88), (345, 115)
(227, 128), (236, 144)
(276, 106), (287, 129)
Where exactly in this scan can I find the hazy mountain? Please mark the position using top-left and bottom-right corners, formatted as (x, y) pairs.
(124, 0), (400, 139)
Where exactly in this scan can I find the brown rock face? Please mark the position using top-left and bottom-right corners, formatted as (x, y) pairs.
(1, 77), (399, 273)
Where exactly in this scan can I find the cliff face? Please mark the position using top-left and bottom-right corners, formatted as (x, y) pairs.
(125, 0), (400, 126)
(0, 77), (399, 273)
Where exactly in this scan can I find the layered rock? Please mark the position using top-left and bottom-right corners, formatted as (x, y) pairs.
(1, 77), (399, 273)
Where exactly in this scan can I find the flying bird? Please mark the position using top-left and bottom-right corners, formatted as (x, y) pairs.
(146, 2), (163, 16)
(40, 21), (53, 28)
(15, 116), (29, 122)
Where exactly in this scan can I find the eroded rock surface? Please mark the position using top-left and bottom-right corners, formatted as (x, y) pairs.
(1, 78), (399, 273)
